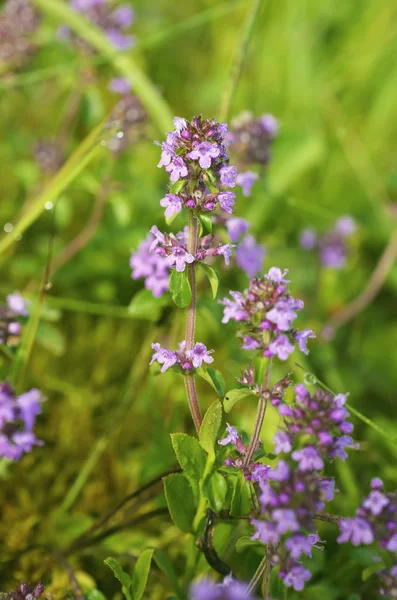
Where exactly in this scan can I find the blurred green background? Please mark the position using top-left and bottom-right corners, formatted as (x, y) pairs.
(1, 0), (397, 597)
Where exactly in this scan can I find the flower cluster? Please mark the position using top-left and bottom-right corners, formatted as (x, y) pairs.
(225, 218), (266, 277)
(60, 0), (135, 52)
(0, 292), (30, 347)
(0, 0), (40, 66)
(220, 267), (315, 360)
(8, 582), (45, 600)
(130, 232), (170, 298)
(0, 382), (44, 460)
(107, 80), (146, 153)
(156, 116), (237, 214)
(189, 575), (257, 600)
(150, 341), (214, 373)
(250, 384), (355, 591)
(226, 111), (278, 198)
(300, 216), (356, 269)
(150, 225), (234, 270)
(33, 140), (63, 175)
(337, 478), (397, 597)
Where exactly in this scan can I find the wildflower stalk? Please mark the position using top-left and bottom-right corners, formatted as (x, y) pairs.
(184, 210), (202, 433)
(243, 357), (272, 467)
(246, 552), (267, 595)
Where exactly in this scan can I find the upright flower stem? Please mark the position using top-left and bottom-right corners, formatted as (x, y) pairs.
(184, 210), (202, 433)
(243, 357), (272, 467)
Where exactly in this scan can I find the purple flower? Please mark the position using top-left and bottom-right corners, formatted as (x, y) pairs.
(17, 389), (43, 431)
(216, 244), (234, 266)
(363, 491), (389, 516)
(108, 77), (131, 95)
(188, 342), (214, 368)
(267, 334), (294, 361)
(266, 299), (298, 331)
(217, 192), (236, 214)
(165, 247), (194, 272)
(273, 432), (292, 455)
(7, 292), (29, 316)
(265, 267), (290, 283)
(220, 292), (248, 324)
(111, 5), (134, 28)
(299, 228), (317, 250)
(338, 517), (374, 546)
(188, 141), (220, 169)
(189, 576), (255, 600)
(283, 566), (311, 592)
(294, 329), (316, 354)
(166, 156), (188, 183)
(386, 534), (397, 552)
(320, 242), (346, 269)
(268, 460), (290, 481)
(218, 423), (240, 447)
(235, 235), (266, 277)
(219, 165), (237, 188)
(173, 117), (187, 133)
(260, 114), (279, 137)
(334, 216), (356, 237)
(272, 508), (300, 533)
(236, 170), (259, 197)
(160, 193), (183, 218)
(130, 233), (170, 297)
(285, 534), (312, 560)
(150, 344), (178, 373)
(226, 218), (249, 242)
(251, 519), (280, 544)
(106, 28), (134, 50)
(241, 335), (261, 350)
(292, 446), (324, 471)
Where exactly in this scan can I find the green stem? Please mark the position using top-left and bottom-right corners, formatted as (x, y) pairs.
(243, 357), (272, 467)
(219, 0), (263, 121)
(0, 345), (15, 361)
(184, 211), (202, 434)
(247, 552), (267, 595)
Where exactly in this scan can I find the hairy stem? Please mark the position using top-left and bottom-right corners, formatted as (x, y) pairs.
(184, 211), (202, 433)
(243, 358), (272, 467)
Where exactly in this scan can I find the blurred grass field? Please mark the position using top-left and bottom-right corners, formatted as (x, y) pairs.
(1, 0), (397, 597)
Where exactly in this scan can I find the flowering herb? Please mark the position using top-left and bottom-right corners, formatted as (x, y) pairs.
(0, 0), (40, 67)
(300, 215), (356, 269)
(0, 292), (30, 348)
(0, 382), (44, 460)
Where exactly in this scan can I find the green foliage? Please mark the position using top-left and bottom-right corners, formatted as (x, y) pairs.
(169, 269), (192, 308)
(170, 433), (206, 481)
(199, 400), (222, 458)
(199, 263), (219, 298)
(196, 367), (226, 398)
(104, 558), (133, 600)
(229, 472), (252, 517)
(130, 549), (154, 600)
(163, 473), (196, 533)
(223, 388), (257, 413)
(202, 471), (227, 512)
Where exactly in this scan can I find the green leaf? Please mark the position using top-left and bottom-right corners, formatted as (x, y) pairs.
(223, 388), (257, 413)
(197, 213), (212, 235)
(163, 473), (196, 533)
(202, 472), (227, 512)
(104, 557), (133, 600)
(235, 536), (263, 553)
(169, 269), (192, 308)
(131, 549), (154, 600)
(199, 400), (223, 457)
(85, 591), (107, 600)
(128, 289), (170, 321)
(153, 549), (184, 600)
(171, 433), (206, 480)
(199, 263), (219, 298)
(196, 367), (226, 398)
(170, 179), (187, 194)
(230, 472), (252, 517)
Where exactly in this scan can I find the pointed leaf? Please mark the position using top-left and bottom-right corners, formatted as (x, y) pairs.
(197, 213), (212, 235)
(200, 263), (219, 298)
(223, 388), (257, 413)
(230, 472), (252, 517)
(235, 536), (263, 554)
(202, 472), (227, 512)
(170, 179), (187, 194)
(130, 549), (154, 600)
(171, 433), (206, 480)
(199, 400), (222, 457)
(169, 269), (192, 308)
(153, 549), (184, 600)
(196, 367), (226, 398)
(104, 557), (133, 600)
(163, 473), (196, 533)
